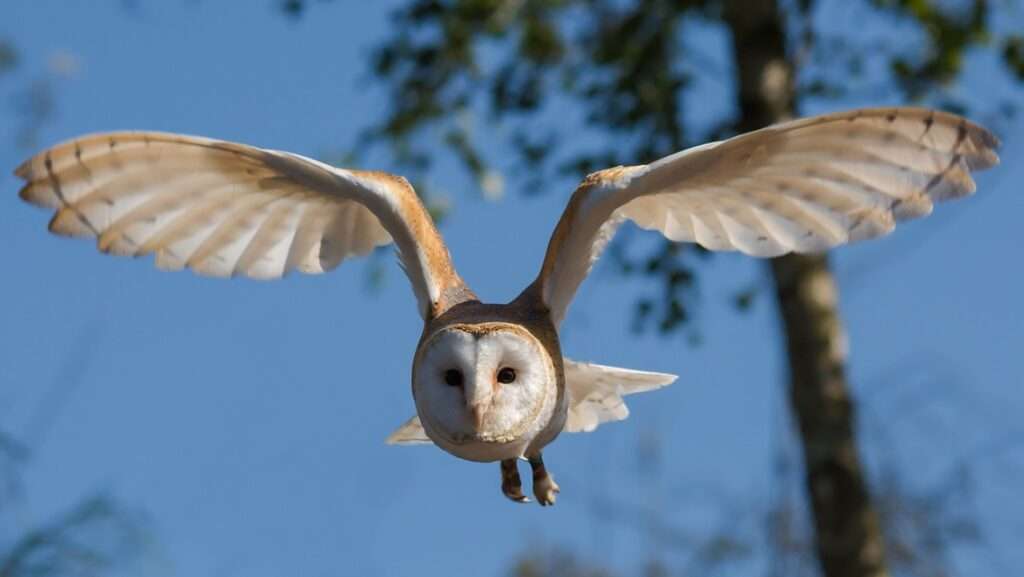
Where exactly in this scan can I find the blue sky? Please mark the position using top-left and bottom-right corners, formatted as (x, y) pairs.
(2, 2), (1022, 576)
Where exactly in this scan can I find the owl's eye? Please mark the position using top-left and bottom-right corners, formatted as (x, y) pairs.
(444, 369), (464, 387)
(497, 367), (516, 384)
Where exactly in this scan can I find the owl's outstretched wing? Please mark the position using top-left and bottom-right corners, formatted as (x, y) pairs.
(529, 107), (1000, 326)
(386, 416), (433, 445)
(562, 360), (676, 433)
(16, 132), (470, 319)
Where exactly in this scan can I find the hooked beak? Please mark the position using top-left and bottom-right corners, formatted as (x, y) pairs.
(470, 403), (487, 430)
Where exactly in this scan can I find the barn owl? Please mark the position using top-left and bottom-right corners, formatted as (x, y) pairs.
(15, 107), (1000, 505)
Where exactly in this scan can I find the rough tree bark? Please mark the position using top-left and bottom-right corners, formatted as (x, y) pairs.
(722, 2), (889, 577)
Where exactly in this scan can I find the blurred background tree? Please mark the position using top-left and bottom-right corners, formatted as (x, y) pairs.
(0, 351), (148, 577)
(280, 1), (1022, 576)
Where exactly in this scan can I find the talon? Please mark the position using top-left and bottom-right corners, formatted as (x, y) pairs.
(528, 453), (560, 507)
(534, 476), (559, 506)
(502, 483), (530, 503)
(500, 458), (529, 504)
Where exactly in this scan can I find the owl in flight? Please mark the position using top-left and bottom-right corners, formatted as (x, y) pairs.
(15, 107), (999, 505)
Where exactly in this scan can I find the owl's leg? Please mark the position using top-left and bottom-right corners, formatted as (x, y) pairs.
(528, 453), (560, 506)
(500, 459), (529, 503)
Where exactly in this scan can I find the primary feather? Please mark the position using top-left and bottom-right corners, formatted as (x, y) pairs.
(532, 107), (1001, 326)
(16, 131), (467, 318)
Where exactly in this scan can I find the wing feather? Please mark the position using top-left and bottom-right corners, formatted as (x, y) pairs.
(529, 107), (1000, 326)
(563, 360), (677, 433)
(16, 131), (471, 318)
(385, 416), (433, 446)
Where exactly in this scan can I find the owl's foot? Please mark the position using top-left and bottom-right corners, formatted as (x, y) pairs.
(500, 459), (530, 503)
(529, 453), (560, 506)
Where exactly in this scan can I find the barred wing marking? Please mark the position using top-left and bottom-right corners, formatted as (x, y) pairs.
(16, 132), (467, 318)
(532, 107), (1001, 326)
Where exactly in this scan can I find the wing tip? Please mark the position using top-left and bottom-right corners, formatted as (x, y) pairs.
(47, 208), (94, 238)
(971, 122), (1002, 152)
(966, 122), (1001, 171)
(385, 434), (432, 446)
(13, 158), (33, 180)
(18, 181), (59, 209)
(635, 370), (679, 387)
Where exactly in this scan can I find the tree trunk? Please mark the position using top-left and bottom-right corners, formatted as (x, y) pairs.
(722, 2), (889, 577)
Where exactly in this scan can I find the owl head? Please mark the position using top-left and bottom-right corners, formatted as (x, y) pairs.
(412, 322), (558, 461)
